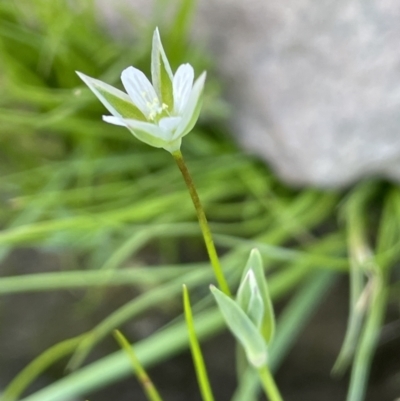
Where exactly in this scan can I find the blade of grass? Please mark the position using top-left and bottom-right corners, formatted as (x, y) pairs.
(2, 335), (85, 401)
(346, 278), (387, 401)
(183, 285), (215, 401)
(67, 265), (217, 371)
(333, 182), (377, 375)
(113, 330), (163, 401)
(346, 189), (396, 401)
(19, 308), (225, 401)
(0, 265), (204, 294)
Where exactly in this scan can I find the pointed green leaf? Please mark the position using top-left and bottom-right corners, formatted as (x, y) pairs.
(237, 271), (252, 312)
(151, 28), (174, 110)
(210, 285), (267, 368)
(237, 270), (265, 329)
(76, 71), (146, 121)
(238, 249), (275, 344)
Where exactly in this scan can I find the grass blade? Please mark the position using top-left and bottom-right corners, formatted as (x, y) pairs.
(333, 183), (376, 375)
(2, 335), (84, 401)
(19, 308), (225, 401)
(183, 285), (215, 401)
(113, 330), (163, 401)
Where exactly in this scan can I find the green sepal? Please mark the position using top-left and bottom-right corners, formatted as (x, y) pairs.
(76, 71), (146, 121)
(151, 28), (174, 110)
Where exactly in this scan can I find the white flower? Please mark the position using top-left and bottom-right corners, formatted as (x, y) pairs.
(76, 28), (206, 153)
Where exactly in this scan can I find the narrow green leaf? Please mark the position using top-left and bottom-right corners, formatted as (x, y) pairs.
(67, 267), (212, 371)
(2, 335), (85, 401)
(19, 308), (225, 401)
(333, 183), (374, 375)
(346, 280), (387, 401)
(183, 285), (215, 401)
(210, 285), (267, 368)
(237, 270), (264, 329)
(238, 249), (275, 344)
(347, 191), (394, 401)
(113, 330), (163, 401)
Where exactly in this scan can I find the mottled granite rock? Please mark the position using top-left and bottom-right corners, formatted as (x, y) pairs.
(97, 0), (400, 187)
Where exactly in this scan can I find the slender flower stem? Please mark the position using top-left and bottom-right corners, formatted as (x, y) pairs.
(172, 150), (231, 296)
(257, 365), (284, 401)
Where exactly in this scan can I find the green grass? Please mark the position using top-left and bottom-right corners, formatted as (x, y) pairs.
(0, 1), (399, 401)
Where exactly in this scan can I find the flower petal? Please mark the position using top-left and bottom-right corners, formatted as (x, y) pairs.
(76, 71), (146, 121)
(173, 64), (194, 115)
(125, 119), (167, 140)
(121, 66), (159, 119)
(173, 71), (206, 140)
(125, 119), (182, 153)
(158, 116), (182, 135)
(102, 115), (126, 126)
(103, 115), (162, 146)
(151, 28), (174, 109)
(102, 116), (181, 152)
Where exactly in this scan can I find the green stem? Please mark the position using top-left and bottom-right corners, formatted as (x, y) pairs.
(172, 150), (231, 296)
(257, 365), (284, 401)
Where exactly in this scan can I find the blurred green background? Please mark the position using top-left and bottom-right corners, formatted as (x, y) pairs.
(0, 1), (399, 401)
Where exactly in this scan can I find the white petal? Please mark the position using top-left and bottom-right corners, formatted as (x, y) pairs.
(102, 115), (126, 126)
(121, 66), (159, 118)
(158, 116), (182, 134)
(104, 117), (182, 153)
(173, 71), (206, 140)
(102, 116), (166, 147)
(173, 64), (194, 115)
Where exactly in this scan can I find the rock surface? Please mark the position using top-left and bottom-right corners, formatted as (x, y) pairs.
(97, 0), (400, 187)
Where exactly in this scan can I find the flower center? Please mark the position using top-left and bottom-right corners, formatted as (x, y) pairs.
(141, 91), (169, 122)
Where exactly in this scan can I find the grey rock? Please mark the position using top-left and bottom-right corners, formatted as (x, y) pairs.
(97, 0), (400, 187)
